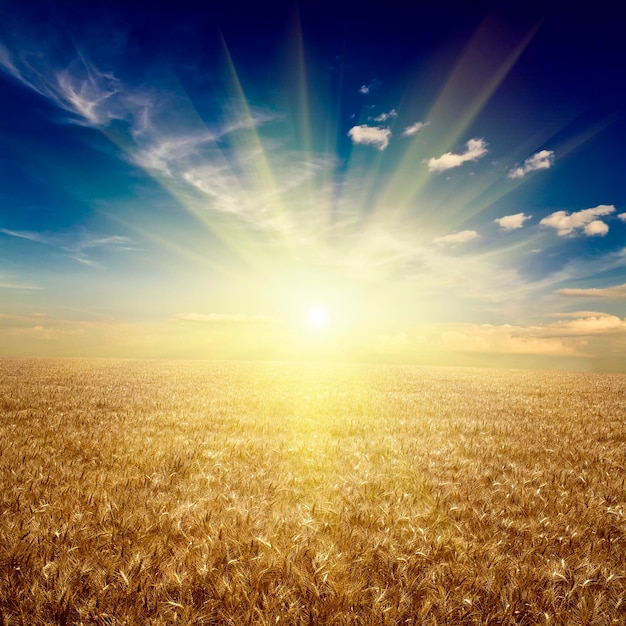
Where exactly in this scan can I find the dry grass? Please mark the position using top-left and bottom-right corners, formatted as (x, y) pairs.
(0, 358), (625, 625)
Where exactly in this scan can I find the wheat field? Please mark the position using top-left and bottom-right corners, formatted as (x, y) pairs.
(0, 358), (625, 625)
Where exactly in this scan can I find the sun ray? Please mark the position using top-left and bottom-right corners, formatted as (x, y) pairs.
(372, 14), (542, 230)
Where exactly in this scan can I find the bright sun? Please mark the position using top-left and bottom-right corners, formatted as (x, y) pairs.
(307, 306), (329, 329)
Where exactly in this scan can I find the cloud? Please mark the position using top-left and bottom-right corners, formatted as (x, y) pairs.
(55, 67), (121, 125)
(539, 313), (626, 337)
(433, 230), (478, 245)
(358, 80), (380, 95)
(618, 213), (626, 222)
(0, 35), (348, 249)
(556, 283), (626, 299)
(402, 121), (427, 137)
(441, 313), (625, 355)
(584, 220), (609, 236)
(426, 138), (488, 173)
(436, 323), (576, 356)
(494, 212), (532, 231)
(348, 125), (391, 150)
(81, 235), (136, 249)
(539, 204), (615, 236)
(508, 149), (554, 179)
(415, 312), (626, 358)
(0, 280), (42, 290)
(174, 313), (274, 323)
(0, 228), (47, 243)
(0, 42), (122, 126)
(0, 228), (137, 265)
(372, 109), (397, 123)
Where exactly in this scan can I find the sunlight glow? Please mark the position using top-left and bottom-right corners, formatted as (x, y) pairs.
(308, 306), (329, 329)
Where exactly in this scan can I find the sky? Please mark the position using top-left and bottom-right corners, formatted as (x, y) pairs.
(1, 0), (626, 371)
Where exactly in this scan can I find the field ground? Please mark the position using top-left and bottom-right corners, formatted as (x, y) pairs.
(0, 358), (625, 625)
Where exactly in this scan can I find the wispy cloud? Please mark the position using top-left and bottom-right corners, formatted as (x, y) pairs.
(0, 34), (302, 238)
(539, 204), (615, 237)
(618, 213), (626, 222)
(372, 109), (397, 123)
(402, 121), (427, 137)
(0, 228), (47, 243)
(494, 212), (532, 231)
(347, 125), (391, 150)
(426, 138), (488, 173)
(433, 230), (478, 245)
(556, 283), (626, 299)
(508, 149), (554, 179)
(0, 228), (137, 265)
(0, 43), (122, 126)
(0, 280), (42, 290)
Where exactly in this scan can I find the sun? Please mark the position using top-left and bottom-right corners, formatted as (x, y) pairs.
(307, 306), (329, 329)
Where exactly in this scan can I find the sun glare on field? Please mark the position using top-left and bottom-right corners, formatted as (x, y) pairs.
(307, 306), (329, 329)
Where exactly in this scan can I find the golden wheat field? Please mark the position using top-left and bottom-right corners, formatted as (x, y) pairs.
(0, 358), (625, 625)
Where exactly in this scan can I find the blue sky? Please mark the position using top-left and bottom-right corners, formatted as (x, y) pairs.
(1, 1), (626, 370)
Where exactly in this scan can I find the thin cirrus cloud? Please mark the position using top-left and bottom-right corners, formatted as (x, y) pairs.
(0, 39), (312, 238)
(0, 228), (48, 243)
(426, 138), (488, 173)
(556, 283), (626, 299)
(433, 230), (478, 245)
(539, 204), (615, 237)
(402, 121), (428, 137)
(347, 125), (391, 150)
(494, 212), (532, 231)
(0, 279), (42, 290)
(507, 149), (554, 179)
(0, 228), (137, 266)
(0, 43), (122, 126)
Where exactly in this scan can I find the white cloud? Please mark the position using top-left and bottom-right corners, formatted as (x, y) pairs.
(556, 283), (626, 299)
(372, 109), (397, 123)
(358, 80), (380, 95)
(402, 121), (427, 137)
(618, 213), (626, 222)
(584, 220), (609, 236)
(508, 149), (554, 179)
(348, 125), (391, 150)
(494, 212), (532, 231)
(426, 138), (488, 173)
(539, 204), (615, 236)
(433, 230), (479, 245)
